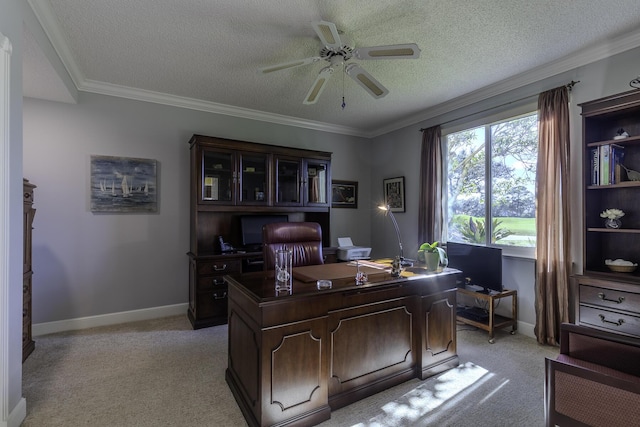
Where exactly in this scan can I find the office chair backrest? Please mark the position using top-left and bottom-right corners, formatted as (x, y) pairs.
(262, 222), (324, 270)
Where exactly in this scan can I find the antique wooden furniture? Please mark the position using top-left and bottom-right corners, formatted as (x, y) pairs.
(225, 264), (459, 427)
(456, 287), (517, 343)
(23, 178), (36, 361)
(545, 323), (640, 427)
(187, 134), (332, 329)
(573, 90), (640, 337)
(262, 221), (324, 270)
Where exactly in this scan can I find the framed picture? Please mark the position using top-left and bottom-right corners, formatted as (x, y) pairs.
(331, 180), (358, 208)
(383, 176), (405, 212)
(90, 155), (158, 213)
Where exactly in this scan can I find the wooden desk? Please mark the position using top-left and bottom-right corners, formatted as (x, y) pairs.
(225, 265), (459, 427)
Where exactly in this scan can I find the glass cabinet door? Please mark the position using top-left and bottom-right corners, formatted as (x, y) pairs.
(202, 150), (233, 203)
(305, 160), (330, 205)
(239, 152), (269, 204)
(275, 157), (301, 205)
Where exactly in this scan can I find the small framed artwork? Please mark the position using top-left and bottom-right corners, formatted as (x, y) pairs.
(90, 155), (158, 213)
(383, 176), (405, 212)
(331, 180), (358, 208)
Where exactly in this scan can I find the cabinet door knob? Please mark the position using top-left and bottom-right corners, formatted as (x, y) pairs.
(597, 292), (624, 304)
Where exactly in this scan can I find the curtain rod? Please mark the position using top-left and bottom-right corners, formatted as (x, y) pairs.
(419, 80), (580, 132)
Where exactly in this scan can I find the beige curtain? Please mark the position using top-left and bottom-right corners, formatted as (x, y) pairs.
(418, 125), (443, 245)
(535, 86), (571, 346)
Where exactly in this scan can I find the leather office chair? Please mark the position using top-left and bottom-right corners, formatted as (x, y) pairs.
(262, 222), (324, 270)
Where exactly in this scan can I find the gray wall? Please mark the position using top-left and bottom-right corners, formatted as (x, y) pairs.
(370, 45), (640, 332)
(23, 45), (640, 335)
(23, 92), (371, 324)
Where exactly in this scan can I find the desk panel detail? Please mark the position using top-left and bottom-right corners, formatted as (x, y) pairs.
(225, 267), (459, 426)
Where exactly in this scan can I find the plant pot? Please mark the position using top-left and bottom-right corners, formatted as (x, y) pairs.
(424, 252), (441, 272)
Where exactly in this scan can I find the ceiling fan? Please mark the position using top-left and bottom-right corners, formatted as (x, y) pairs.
(259, 20), (421, 105)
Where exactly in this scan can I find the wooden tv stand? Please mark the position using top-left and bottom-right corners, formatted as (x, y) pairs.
(456, 287), (517, 343)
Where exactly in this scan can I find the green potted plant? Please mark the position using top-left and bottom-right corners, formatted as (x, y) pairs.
(417, 241), (448, 272)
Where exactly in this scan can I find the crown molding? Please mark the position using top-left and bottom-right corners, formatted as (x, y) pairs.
(27, 0), (85, 88)
(27, 0), (640, 139)
(372, 27), (640, 137)
(79, 79), (369, 138)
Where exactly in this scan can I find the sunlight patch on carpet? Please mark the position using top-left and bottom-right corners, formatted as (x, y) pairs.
(350, 362), (491, 427)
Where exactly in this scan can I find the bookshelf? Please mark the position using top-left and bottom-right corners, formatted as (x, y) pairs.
(574, 90), (640, 338)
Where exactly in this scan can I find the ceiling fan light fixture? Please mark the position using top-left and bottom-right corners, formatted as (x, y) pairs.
(260, 21), (417, 104)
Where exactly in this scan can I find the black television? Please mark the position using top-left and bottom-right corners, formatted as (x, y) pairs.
(239, 215), (288, 251)
(446, 241), (503, 293)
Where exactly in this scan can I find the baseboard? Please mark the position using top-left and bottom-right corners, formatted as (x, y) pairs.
(32, 303), (189, 336)
(3, 397), (26, 427)
(517, 320), (535, 339)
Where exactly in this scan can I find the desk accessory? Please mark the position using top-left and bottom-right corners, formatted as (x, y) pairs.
(378, 204), (413, 267)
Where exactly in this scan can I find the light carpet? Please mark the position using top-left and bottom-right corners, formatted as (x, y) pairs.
(22, 315), (558, 426)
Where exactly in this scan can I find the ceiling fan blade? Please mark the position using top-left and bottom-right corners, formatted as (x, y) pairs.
(345, 64), (389, 99)
(259, 57), (321, 74)
(303, 67), (334, 104)
(353, 43), (421, 60)
(312, 20), (343, 49)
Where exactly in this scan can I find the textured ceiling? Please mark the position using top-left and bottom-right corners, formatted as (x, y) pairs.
(23, 0), (640, 137)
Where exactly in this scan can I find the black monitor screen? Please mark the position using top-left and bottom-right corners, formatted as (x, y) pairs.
(446, 242), (503, 293)
(239, 215), (288, 248)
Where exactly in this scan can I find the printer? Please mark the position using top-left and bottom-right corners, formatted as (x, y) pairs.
(337, 237), (372, 262)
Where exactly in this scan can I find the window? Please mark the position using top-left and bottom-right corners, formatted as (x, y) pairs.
(445, 113), (538, 253)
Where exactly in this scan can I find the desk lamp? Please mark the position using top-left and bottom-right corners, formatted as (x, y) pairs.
(378, 205), (413, 267)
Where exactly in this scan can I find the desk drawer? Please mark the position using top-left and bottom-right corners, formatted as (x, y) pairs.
(197, 275), (227, 291)
(196, 287), (228, 319)
(197, 259), (241, 275)
(580, 285), (640, 314)
(579, 305), (640, 338)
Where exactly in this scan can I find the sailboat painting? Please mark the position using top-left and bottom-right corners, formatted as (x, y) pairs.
(90, 155), (157, 212)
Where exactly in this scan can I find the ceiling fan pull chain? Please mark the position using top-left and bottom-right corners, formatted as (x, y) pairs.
(341, 71), (346, 110)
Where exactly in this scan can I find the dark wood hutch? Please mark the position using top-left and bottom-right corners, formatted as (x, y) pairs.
(574, 90), (640, 339)
(187, 134), (333, 329)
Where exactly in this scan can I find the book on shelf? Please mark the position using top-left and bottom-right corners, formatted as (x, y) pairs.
(590, 143), (625, 185)
(590, 147), (599, 185)
(600, 144), (610, 185)
(610, 144), (625, 184)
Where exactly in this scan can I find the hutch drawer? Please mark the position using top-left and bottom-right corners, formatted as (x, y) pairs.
(580, 284), (640, 313)
(574, 275), (640, 339)
(197, 259), (241, 275)
(197, 274), (227, 292)
(578, 305), (640, 337)
(196, 286), (229, 319)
